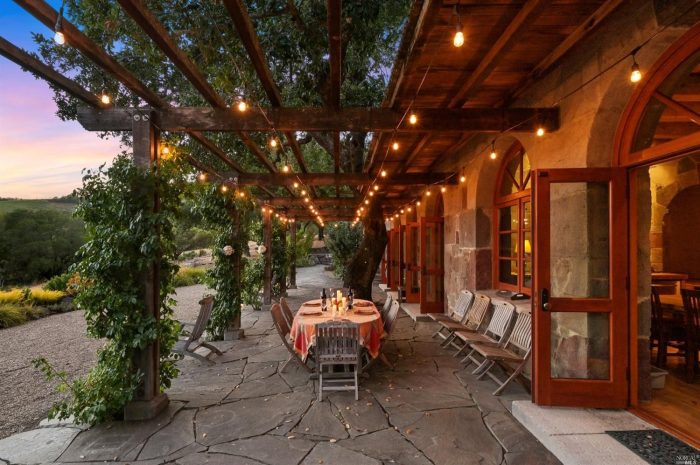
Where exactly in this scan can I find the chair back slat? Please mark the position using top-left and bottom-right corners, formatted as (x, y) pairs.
(681, 289), (700, 341)
(384, 300), (401, 335)
(484, 301), (516, 341)
(453, 290), (475, 322)
(381, 295), (393, 321)
(191, 296), (215, 341)
(271, 303), (290, 338)
(465, 294), (491, 330)
(507, 311), (532, 352)
(316, 321), (360, 363)
(280, 297), (295, 327)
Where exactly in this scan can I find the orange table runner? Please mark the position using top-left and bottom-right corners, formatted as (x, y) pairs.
(289, 299), (384, 361)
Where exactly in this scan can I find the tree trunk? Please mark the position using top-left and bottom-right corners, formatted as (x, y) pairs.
(344, 201), (387, 300)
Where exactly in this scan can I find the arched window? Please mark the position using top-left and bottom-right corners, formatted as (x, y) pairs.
(494, 142), (532, 294)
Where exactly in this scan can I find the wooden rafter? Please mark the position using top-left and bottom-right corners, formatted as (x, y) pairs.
(0, 36), (103, 108)
(223, 0), (310, 175)
(446, 0), (550, 109)
(507, 0), (625, 103)
(397, 134), (432, 174)
(76, 106), (560, 133)
(14, 0), (247, 178)
(236, 172), (456, 187)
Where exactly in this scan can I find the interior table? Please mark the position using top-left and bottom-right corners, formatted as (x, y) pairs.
(290, 299), (384, 361)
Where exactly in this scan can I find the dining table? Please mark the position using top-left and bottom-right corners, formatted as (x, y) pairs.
(289, 298), (384, 361)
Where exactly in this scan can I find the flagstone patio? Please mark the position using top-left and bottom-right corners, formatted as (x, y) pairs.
(0, 268), (559, 465)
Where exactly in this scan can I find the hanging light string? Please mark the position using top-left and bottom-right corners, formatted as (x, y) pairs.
(382, 1), (700, 220)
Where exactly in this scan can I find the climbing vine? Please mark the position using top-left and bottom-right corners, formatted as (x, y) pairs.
(193, 184), (255, 339)
(33, 154), (185, 424)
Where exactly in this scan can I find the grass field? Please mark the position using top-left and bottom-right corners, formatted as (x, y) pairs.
(0, 199), (77, 215)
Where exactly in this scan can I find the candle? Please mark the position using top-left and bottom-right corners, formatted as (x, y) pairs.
(336, 290), (342, 301)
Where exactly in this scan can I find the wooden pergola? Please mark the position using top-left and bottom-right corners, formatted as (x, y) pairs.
(1, 0), (625, 420)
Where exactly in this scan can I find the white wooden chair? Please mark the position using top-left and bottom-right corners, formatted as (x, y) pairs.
(428, 290), (474, 340)
(173, 295), (222, 365)
(455, 300), (516, 362)
(380, 294), (393, 321)
(439, 294), (491, 348)
(470, 311), (532, 395)
(315, 321), (362, 401)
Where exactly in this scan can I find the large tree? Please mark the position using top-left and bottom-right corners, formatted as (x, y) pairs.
(35, 0), (409, 296)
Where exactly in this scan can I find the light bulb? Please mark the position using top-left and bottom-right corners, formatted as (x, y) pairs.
(426, 190), (431, 196)
(460, 175), (466, 183)
(100, 92), (111, 105)
(161, 144), (170, 156)
(293, 182), (299, 188)
(407, 207), (412, 212)
(630, 63), (642, 83)
(416, 200), (421, 206)
(373, 185), (379, 191)
(369, 191), (374, 197)
(364, 199), (369, 205)
(409, 113), (417, 125)
(282, 164), (290, 173)
(536, 127), (545, 137)
(270, 138), (278, 148)
(54, 30), (65, 45)
(237, 100), (247, 112)
(392, 142), (399, 151)
(301, 189), (307, 196)
(304, 197), (310, 203)
(400, 209), (404, 214)
(490, 150), (497, 160)
(380, 170), (387, 178)
(441, 186), (446, 193)
(238, 191), (245, 198)
(453, 30), (464, 48)
(261, 207), (266, 213)
(220, 184), (228, 193)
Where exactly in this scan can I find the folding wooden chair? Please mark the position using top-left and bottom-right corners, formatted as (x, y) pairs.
(316, 321), (361, 401)
(470, 311), (532, 395)
(428, 290), (474, 340)
(364, 300), (400, 371)
(271, 303), (312, 372)
(173, 295), (223, 365)
(455, 300), (516, 362)
(439, 294), (491, 348)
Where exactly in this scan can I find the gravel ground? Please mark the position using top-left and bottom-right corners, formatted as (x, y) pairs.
(0, 265), (352, 440)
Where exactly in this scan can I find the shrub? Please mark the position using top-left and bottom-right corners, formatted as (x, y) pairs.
(172, 267), (208, 287)
(0, 304), (42, 329)
(178, 250), (196, 261)
(0, 289), (25, 304)
(30, 289), (66, 305)
(242, 256), (264, 311)
(44, 272), (72, 292)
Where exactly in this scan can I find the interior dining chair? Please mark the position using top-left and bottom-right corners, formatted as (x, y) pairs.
(681, 289), (700, 381)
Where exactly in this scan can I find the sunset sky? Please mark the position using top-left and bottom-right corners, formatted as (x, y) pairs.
(0, 1), (122, 199)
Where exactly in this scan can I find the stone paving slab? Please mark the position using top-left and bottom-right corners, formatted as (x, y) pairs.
(1, 268), (562, 465)
(0, 426), (80, 464)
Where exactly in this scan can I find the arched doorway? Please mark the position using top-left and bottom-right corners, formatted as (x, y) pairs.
(615, 23), (700, 447)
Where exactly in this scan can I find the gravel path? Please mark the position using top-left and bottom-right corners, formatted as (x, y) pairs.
(0, 265), (345, 440)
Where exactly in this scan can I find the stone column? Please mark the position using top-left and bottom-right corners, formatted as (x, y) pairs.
(289, 219), (297, 289)
(124, 110), (168, 421)
(263, 208), (272, 306)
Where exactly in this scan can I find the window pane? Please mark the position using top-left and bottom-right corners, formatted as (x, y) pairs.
(549, 182), (610, 298)
(522, 152), (531, 179)
(551, 312), (610, 380)
(523, 231), (532, 259)
(523, 260), (532, 289)
(523, 202), (531, 230)
(499, 259), (518, 285)
(499, 205), (519, 231)
(499, 233), (518, 257)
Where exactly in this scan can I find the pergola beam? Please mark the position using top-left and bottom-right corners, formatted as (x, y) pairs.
(0, 36), (103, 108)
(236, 172), (456, 187)
(76, 107), (560, 133)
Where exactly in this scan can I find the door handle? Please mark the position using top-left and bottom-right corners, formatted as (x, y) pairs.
(541, 288), (551, 311)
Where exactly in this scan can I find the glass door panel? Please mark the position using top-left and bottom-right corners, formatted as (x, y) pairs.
(533, 168), (628, 408)
(420, 217), (444, 313)
(405, 222), (420, 303)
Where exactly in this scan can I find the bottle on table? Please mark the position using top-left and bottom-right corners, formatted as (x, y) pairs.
(348, 288), (354, 310)
(321, 288), (327, 312)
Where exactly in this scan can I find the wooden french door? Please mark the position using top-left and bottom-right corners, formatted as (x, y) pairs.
(533, 168), (628, 408)
(420, 217), (444, 313)
(389, 229), (401, 290)
(404, 222), (420, 303)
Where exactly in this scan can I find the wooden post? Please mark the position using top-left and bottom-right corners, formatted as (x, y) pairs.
(225, 206), (244, 340)
(289, 219), (297, 289)
(263, 208), (272, 306)
(280, 221), (288, 297)
(124, 110), (168, 421)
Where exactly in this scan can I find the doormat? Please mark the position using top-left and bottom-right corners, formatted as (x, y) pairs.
(606, 429), (700, 465)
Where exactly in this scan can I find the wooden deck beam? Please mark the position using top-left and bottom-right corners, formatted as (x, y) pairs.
(76, 106), (560, 133)
(236, 172), (456, 187)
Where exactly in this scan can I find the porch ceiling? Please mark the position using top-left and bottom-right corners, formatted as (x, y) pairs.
(369, 0), (621, 210)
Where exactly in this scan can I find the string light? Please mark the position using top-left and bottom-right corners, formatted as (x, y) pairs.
(400, 209), (405, 214)
(416, 200), (421, 206)
(161, 143), (170, 156)
(409, 113), (418, 125)
(282, 163), (290, 173)
(301, 189), (307, 196)
(236, 100), (247, 112)
(304, 197), (310, 203)
(293, 182), (299, 188)
(269, 138), (278, 148)
(100, 90), (111, 105)
(426, 190), (431, 196)
(380, 170), (387, 178)
(630, 52), (642, 83)
(460, 175), (466, 183)
(238, 191), (246, 198)
(369, 191), (374, 197)
(407, 207), (412, 212)
(220, 184), (228, 193)
(364, 199), (369, 205)
(490, 140), (497, 160)
(54, 1), (65, 45)
(536, 127), (545, 137)
(392, 141), (399, 151)
(452, 6), (464, 48)
(197, 172), (207, 182)
(440, 186), (446, 193)
(373, 185), (379, 191)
